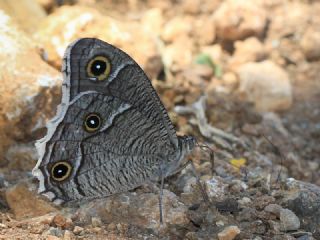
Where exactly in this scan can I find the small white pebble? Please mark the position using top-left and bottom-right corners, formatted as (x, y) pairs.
(216, 220), (225, 227)
(0, 223), (7, 228)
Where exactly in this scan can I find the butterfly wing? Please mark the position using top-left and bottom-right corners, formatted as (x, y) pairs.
(33, 38), (195, 203)
(35, 92), (181, 202)
(62, 38), (179, 149)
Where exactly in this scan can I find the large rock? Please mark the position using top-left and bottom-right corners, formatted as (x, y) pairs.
(300, 27), (320, 61)
(228, 37), (266, 69)
(0, 10), (60, 166)
(0, 0), (46, 34)
(5, 182), (57, 219)
(282, 179), (320, 239)
(74, 190), (188, 231)
(213, 0), (267, 41)
(34, 6), (161, 79)
(236, 61), (292, 112)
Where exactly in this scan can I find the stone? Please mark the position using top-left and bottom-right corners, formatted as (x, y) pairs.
(36, 0), (56, 12)
(34, 6), (160, 78)
(74, 190), (188, 230)
(283, 179), (320, 238)
(228, 37), (266, 69)
(237, 61), (292, 112)
(217, 226), (241, 240)
(205, 177), (228, 200)
(161, 16), (192, 42)
(141, 8), (164, 36)
(0, 10), (60, 166)
(5, 182), (57, 219)
(63, 230), (75, 240)
(300, 27), (320, 61)
(193, 15), (216, 45)
(237, 208), (257, 222)
(47, 235), (61, 240)
(237, 197), (251, 207)
(163, 36), (194, 71)
(213, 0), (267, 41)
(47, 226), (64, 238)
(280, 208), (300, 231)
(91, 217), (102, 227)
(52, 214), (72, 229)
(0, 0), (46, 35)
(5, 144), (37, 171)
(267, 2), (310, 39)
(222, 72), (238, 88)
(268, 220), (281, 233)
(181, 0), (201, 14)
(265, 204), (283, 218)
(73, 226), (84, 235)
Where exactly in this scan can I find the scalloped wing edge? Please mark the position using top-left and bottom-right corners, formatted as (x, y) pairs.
(32, 39), (82, 194)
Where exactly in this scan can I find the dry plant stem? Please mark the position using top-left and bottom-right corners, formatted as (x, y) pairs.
(261, 134), (284, 183)
(175, 96), (247, 150)
(155, 36), (174, 82)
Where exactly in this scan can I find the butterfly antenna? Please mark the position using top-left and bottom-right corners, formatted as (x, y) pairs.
(262, 133), (285, 184)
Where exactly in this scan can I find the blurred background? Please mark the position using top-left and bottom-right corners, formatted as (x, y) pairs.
(0, 0), (319, 239)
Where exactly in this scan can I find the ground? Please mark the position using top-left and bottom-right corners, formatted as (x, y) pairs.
(0, 0), (319, 239)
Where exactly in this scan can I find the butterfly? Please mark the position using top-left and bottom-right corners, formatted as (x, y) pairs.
(33, 38), (196, 208)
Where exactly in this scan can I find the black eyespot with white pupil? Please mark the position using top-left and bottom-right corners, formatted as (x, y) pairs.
(51, 161), (72, 182)
(86, 56), (111, 81)
(91, 60), (106, 76)
(84, 113), (101, 132)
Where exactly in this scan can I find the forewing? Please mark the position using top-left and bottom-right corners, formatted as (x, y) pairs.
(62, 38), (178, 149)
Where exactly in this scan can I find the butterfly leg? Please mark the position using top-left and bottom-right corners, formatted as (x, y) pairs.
(159, 167), (165, 225)
(186, 159), (211, 204)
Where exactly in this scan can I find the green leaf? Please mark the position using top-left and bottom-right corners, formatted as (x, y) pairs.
(194, 53), (223, 78)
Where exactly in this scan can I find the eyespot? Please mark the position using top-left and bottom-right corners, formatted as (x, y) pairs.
(51, 161), (72, 182)
(86, 56), (111, 81)
(84, 113), (101, 132)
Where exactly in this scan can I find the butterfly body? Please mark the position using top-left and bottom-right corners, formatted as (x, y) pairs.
(33, 38), (195, 204)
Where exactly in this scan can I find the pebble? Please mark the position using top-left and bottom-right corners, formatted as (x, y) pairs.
(63, 230), (74, 240)
(47, 235), (61, 240)
(48, 227), (63, 237)
(91, 217), (102, 227)
(0, 223), (7, 229)
(264, 204), (283, 218)
(217, 226), (241, 240)
(213, 0), (267, 40)
(280, 208), (300, 231)
(52, 214), (67, 228)
(237, 197), (252, 206)
(73, 226), (84, 235)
